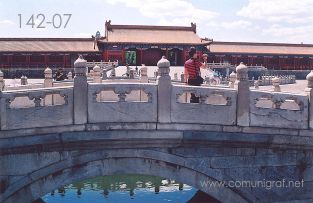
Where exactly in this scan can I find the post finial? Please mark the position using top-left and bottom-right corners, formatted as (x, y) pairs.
(74, 56), (87, 77)
(306, 70), (313, 88)
(157, 57), (170, 77)
(236, 62), (248, 81)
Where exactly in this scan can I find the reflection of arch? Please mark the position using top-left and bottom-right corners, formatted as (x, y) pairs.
(3, 149), (250, 203)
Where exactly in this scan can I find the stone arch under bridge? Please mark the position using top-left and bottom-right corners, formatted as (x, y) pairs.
(0, 129), (313, 203)
(1, 149), (248, 203)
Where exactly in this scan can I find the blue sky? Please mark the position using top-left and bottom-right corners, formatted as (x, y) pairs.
(0, 0), (313, 43)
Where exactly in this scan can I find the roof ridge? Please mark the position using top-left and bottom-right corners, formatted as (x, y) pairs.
(0, 38), (93, 41)
(105, 20), (197, 33)
(213, 41), (313, 47)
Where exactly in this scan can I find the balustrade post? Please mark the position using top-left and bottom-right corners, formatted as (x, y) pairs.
(21, 76), (28, 85)
(74, 56), (88, 124)
(234, 62), (250, 126)
(102, 70), (108, 80)
(229, 71), (236, 88)
(254, 80), (259, 89)
(174, 73), (178, 81)
(44, 67), (53, 88)
(305, 71), (313, 129)
(44, 67), (53, 105)
(272, 76), (281, 92)
(67, 71), (73, 80)
(180, 73), (184, 83)
(92, 65), (102, 83)
(140, 65), (148, 83)
(0, 70), (5, 91)
(157, 56), (171, 123)
(111, 66), (116, 78)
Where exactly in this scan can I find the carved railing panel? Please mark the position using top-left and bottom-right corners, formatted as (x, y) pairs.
(8, 96), (36, 109)
(4, 83), (44, 91)
(250, 90), (308, 129)
(171, 85), (237, 125)
(88, 83), (157, 123)
(52, 81), (73, 87)
(96, 90), (119, 102)
(94, 89), (150, 103)
(0, 87), (73, 130)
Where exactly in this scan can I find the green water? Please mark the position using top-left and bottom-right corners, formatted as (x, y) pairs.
(42, 174), (199, 203)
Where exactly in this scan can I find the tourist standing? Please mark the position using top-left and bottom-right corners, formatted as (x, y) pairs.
(184, 47), (208, 103)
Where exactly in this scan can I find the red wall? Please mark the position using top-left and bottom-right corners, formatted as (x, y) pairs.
(142, 49), (162, 66)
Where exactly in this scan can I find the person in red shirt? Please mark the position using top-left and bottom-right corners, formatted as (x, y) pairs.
(184, 47), (208, 103)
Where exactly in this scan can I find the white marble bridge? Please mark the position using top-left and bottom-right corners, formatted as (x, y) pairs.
(0, 57), (313, 203)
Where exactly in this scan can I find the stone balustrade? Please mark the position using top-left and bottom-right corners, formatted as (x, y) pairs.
(0, 57), (312, 131)
(0, 86), (73, 130)
(257, 75), (296, 86)
(171, 85), (237, 125)
(250, 90), (308, 129)
(88, 82), (157, 123)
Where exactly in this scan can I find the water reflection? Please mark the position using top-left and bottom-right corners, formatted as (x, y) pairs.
(40, 174), (220, 203)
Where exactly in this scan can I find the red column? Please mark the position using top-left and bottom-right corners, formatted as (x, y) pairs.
(44, 55), (48, 66)
(65, 55), (69, 67)
(8, 55), (12, 67)
(102, 52), (106, 61)
(26, 55), (30, 68)
(103, 50), (108, 61)
(122, 48), (125, 65)
(63, 55), (66, 68)
(182, 49), (186, 64)
(140, 48), (143, 65)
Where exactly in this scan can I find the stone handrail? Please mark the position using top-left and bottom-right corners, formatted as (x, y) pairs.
(0, 57), (312, 131)
(249, 90), (308, 129)
(171, 84), (237, 125)
(86, 61), (118, 68)
(88, 82), (157, 123)
(0, 86), (73, 130)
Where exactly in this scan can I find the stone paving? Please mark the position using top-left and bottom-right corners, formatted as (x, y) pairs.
(251, 80), (307, 94)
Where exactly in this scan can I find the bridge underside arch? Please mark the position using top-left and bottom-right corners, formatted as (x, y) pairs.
(2, 149), (251, 203)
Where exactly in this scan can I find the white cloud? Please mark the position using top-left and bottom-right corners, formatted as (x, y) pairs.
(220, 20), (252, 29)
(74, 33), (93, 37)
(106, 0), (218, 25)
(238, 0), (313, 24)
(235, 0), (313, 43)
(262, 24), (313, 43)
(0, 20), (15, 27)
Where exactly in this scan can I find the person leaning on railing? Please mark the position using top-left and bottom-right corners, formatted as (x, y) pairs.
(55, 68), (66, 81)
(184, 47), (208, 103)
